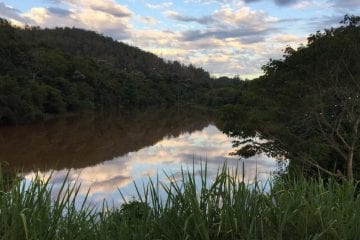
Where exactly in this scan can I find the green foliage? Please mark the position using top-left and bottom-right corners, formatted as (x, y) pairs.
(2, 164), (360, 239)
(0, 18), (241, 125)
(0, 171), (96, 240)
(220, 15), (360, 179)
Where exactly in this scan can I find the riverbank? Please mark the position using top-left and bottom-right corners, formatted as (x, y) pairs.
(1, 164), (359, 240)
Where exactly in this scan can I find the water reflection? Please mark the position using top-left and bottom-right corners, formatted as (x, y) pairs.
(0, 108), (279, 207)
(0, 108), (210, 171)
(24, 125), (278, 207)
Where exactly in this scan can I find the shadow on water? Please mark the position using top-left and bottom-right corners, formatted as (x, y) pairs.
(0, 107), (215, 172)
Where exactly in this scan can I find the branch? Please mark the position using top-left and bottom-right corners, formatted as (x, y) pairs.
(316, 114), (348, 160)
(334, 114), (351, 150)
(303, 157), (345, 179)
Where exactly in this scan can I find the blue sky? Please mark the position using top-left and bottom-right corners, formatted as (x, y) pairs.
(0, 0), (359, 78)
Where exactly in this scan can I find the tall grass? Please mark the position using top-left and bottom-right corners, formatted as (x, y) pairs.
(0, 171), (96, 240)
(1, 164), (360, 239)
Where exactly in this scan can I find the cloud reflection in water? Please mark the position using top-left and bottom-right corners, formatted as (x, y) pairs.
(24, 124), (279, 207)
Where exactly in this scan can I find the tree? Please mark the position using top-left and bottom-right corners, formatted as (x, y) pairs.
(220, 15), (360, 180)
(309, 56), (360, 180)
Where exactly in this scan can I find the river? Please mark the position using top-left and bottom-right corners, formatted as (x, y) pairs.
(0, 108), (279, 207)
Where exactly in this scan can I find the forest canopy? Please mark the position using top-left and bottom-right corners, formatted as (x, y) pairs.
(0, 18), (242, 124)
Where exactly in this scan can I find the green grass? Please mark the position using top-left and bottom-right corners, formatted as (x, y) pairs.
(1, 164), (360, 240)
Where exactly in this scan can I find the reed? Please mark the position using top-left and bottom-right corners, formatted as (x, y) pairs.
(1, 164), (360, 239)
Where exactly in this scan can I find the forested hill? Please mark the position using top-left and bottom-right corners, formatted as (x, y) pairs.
(0, 18), (239, 125)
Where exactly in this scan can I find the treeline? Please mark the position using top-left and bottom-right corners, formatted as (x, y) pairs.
(0, 18), (242, 124)
(220, 15), (360, 179)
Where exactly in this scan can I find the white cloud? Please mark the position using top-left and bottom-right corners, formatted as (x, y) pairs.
(22, 0), (132, 40)
(2, 0), (338, 79)
(24, 124), (279, 206)
(150, 5), (282, 77)
(136, 16), (159, 25)
(50, 0), (132, 17)
(165, 6), (277, 44)
(273, 34), (305, 43)
(146, 1), (173, 9)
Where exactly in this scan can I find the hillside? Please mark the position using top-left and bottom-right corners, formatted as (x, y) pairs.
(0, 18), (239, 125)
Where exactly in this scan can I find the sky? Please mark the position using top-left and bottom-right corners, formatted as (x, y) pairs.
(0, 0), (359, 78)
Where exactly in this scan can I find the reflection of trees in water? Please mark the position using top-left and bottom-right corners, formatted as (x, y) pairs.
(0, 107), (215, 172)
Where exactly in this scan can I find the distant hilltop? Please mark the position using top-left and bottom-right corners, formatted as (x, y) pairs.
(0, 18), (242, 125)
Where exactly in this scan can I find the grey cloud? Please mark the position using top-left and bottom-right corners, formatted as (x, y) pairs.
(47, 0), (132, 18)
(193, 0), (301, 6)
(181, 27), (271, 42)
(47, 7), (72, 17)
(244, 0), (301, 5)
(167, 7), (275, 44)
(91, 175), (131, 189)
(102, 28), (130, 40)
(47, 0), (62, 3)
(0, 2), (29, 22)
(306, 15), (344, 31)
(36, 0), (132, 40)
(19, 4), (131, 41)
(277, 17), (302, 23)
(319, 15), (345, 26)
(180, 155), (234, 165)
(240, 35), (268, 44)
(243, 0), (300, 6)
(91, 5), (131, 18)
(167, 12), (215, 24)
(246, 0), (360, 7)
(328, 0), (360, 10)
(273, 0), (300, 6)
(331, 0), (360, 9)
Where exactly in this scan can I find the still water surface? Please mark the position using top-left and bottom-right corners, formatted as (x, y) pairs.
(0, 108), (279, 207)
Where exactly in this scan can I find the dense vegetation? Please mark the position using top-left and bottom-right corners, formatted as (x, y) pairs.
(2, 14), (360, 240)
(1, 15), (359, 179)
(0, 18), (241, 125)
(2, 164), (360, 240)
(221, 15), (360, 180)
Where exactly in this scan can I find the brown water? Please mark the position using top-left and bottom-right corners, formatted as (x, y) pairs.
(0, 108), (279, 206)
